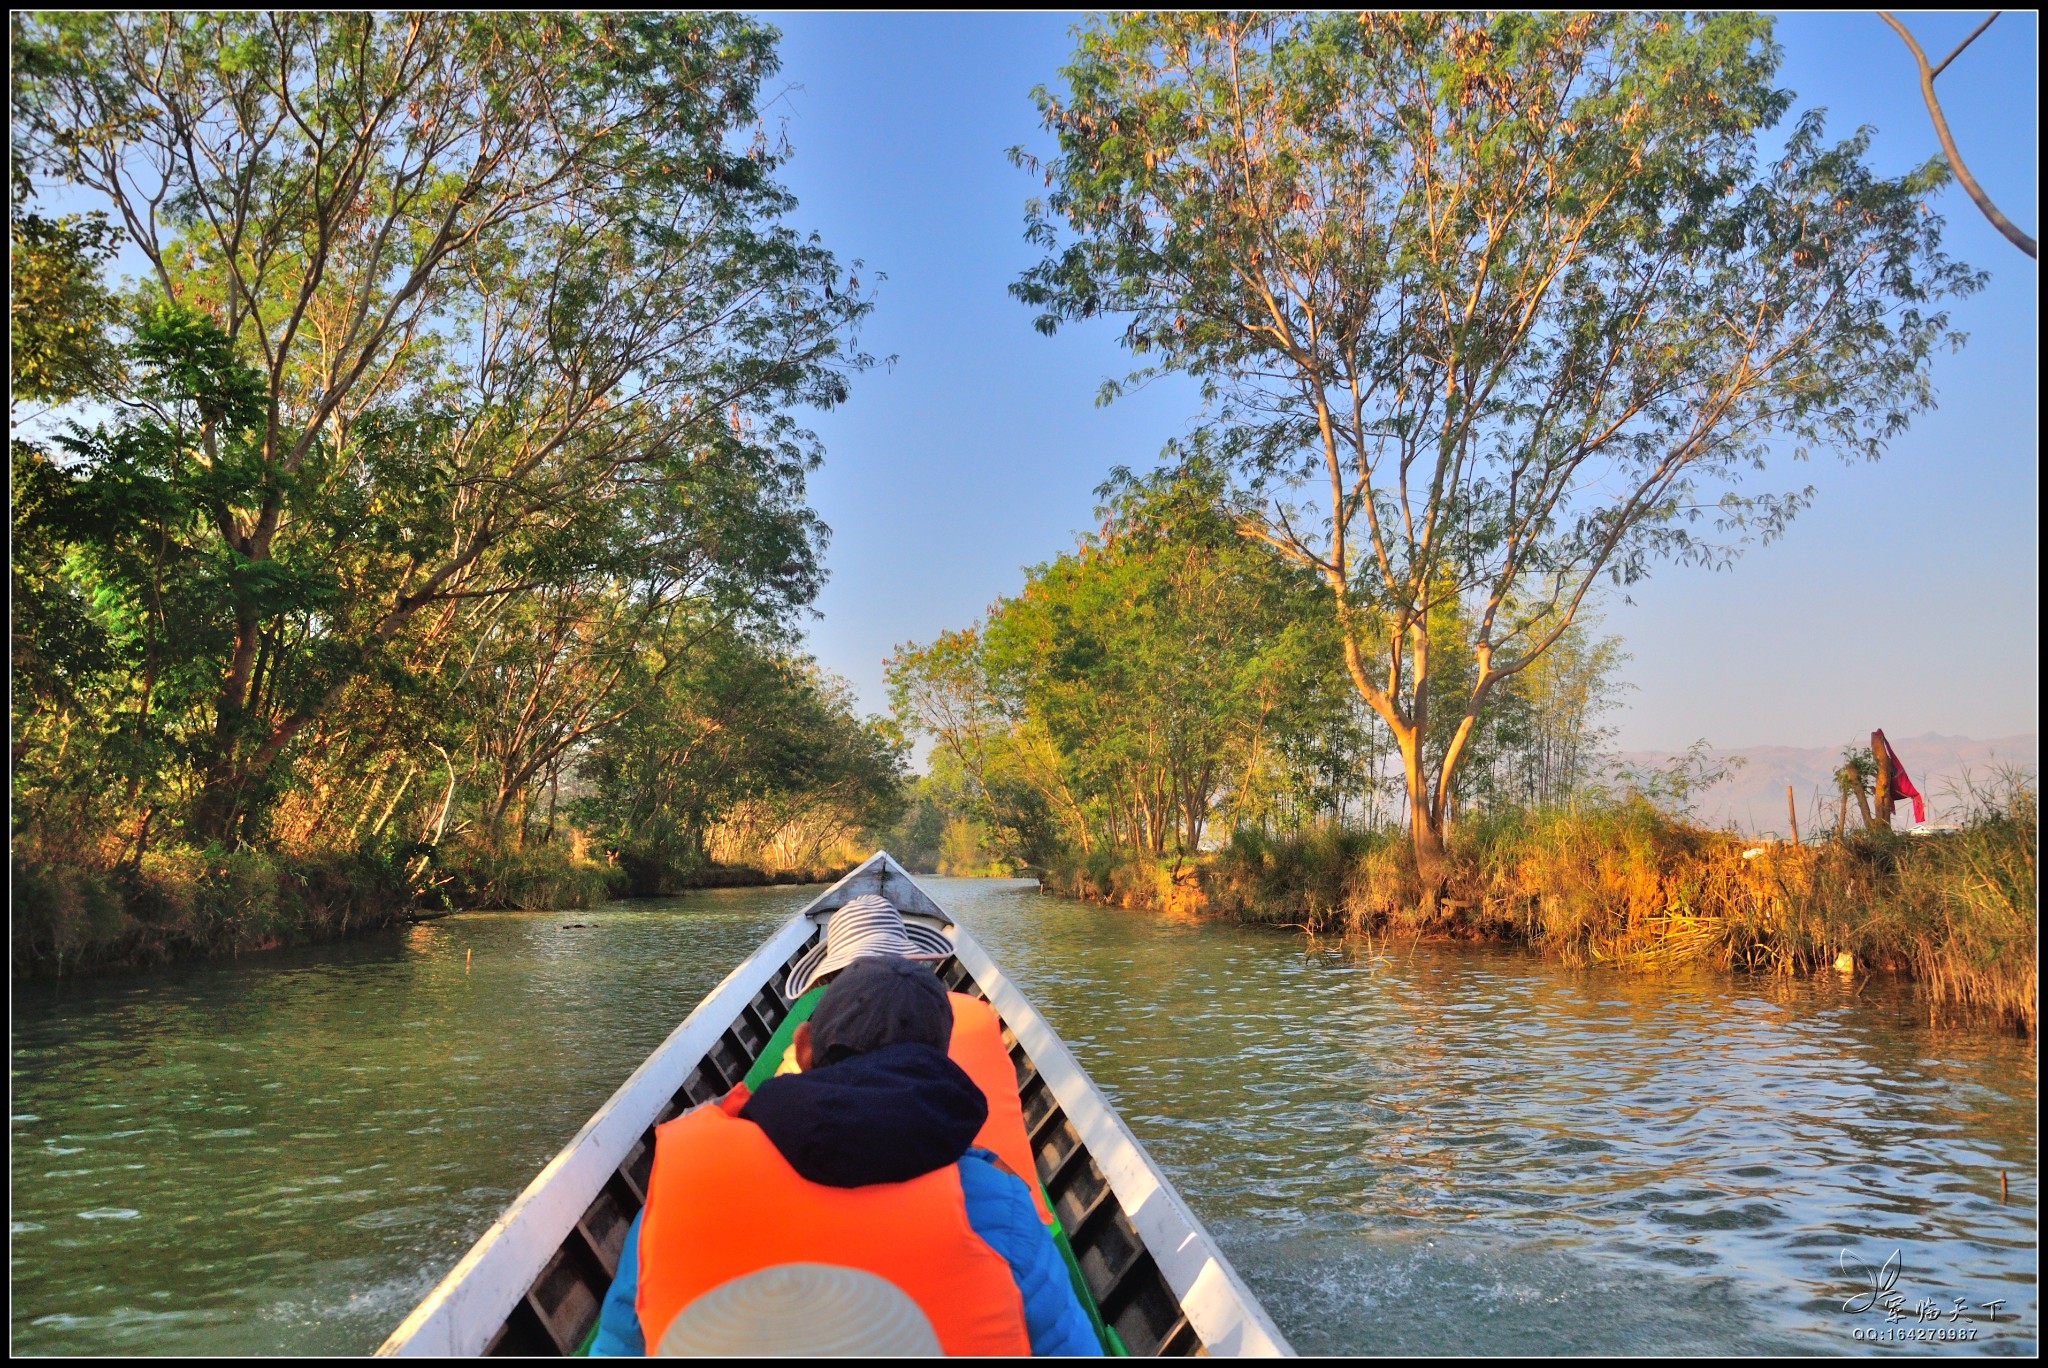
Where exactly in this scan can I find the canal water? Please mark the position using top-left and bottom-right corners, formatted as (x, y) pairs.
(10, 879), (2037, 1355)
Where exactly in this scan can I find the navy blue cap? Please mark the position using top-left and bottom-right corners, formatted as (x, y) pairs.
(809, 956), (953, 1066)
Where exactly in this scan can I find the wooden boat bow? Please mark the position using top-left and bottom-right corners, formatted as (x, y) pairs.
(377, 852), (1293, 1357)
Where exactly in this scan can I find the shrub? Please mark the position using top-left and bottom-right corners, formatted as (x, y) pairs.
(12, 842), (417, 976)
(434, 841), (625, 911)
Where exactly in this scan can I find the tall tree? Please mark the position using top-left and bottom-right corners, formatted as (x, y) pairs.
(579, 627), (904, 881)
(14, 12), (871, 840)
(1015, 11), (1980, 899)
(1459, 614), (1629, 812)
(892, 465), (1361, 864)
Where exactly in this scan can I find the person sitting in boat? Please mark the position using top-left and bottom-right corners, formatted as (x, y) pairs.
(745, 895), (1060, 1235)
(590, 956), (1101, 1356)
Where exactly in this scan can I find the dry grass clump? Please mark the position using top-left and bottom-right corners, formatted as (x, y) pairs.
(1022, 773), (2037, 1033)
(11, 843), (416, 977)
(11, 827), (633, 978)
(431, 841), (623, 911)
(1044, 847), (1208, 915)
(1451, 772), (2036, 1031)
(1458, 798), (1816, 970)
(1202, 826), (1394, 930)
(1864, 770), (2035, 1028)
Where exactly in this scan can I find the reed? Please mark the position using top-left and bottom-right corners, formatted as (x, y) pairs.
(1440, 773), (2037, 1029)
(1202, 826), (1394, 931)
(10, 843), (415, 977)
(431, 841), (625, 912)
(10, 831), (624, 977)
(1043, 770), (2037, 1033)
(1867, 770), (2036, 1027)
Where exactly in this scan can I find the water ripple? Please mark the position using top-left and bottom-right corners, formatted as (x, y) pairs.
(936, 878), (2038, 1357)
(8, 879), (2036, 1356)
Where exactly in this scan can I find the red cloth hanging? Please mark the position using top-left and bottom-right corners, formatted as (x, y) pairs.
(1873, 729), (1926, 824)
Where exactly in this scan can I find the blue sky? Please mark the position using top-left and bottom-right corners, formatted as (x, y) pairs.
(761, 11), (2037, 754)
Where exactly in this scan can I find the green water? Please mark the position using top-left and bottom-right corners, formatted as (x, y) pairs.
(10, 879), (2037, 1355)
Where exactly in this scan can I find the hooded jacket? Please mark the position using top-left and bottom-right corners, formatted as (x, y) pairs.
(591, 1042), (1099, 1356)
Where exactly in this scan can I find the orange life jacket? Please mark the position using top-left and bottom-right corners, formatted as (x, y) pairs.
(635, 1088), (1032, 1356)
(947, 992), (1053, 1224)
(759, 989), (1048, 1223)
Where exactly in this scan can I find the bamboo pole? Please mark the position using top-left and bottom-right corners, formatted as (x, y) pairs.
(1786, 784), (1801, 846)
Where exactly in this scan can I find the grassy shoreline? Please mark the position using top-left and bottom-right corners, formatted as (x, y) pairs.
(18, 785), (2032, 1036)
(1045, 779), (2038, 1034)
(10, 841), (855, 980)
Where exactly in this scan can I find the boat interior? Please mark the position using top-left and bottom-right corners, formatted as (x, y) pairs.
(481, 924), (1207, 1356)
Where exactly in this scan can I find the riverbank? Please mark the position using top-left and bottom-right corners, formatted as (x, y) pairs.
(9, 840), (854, 978)
(1045, 777), (2038, 1033)
(12, 847), (419, 978)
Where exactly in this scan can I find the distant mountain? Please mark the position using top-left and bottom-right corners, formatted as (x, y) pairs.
(1607, 733), (2038, 836)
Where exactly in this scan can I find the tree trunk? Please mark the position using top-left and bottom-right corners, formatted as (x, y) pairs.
(1395, 725), (1448, 913)
(1870, 730), (1896, 829)
(186, 535), (275, 841)
(188, 758), (248, 844)
(370, 766), (417, 841)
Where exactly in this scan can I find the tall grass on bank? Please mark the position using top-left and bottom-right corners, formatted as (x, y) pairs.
(432, 839), (624, 911)
(610, 839), (859, 897)
(10, 827), (867, 978)
(1047, 826), (1410, 927)
(1864, 772), (2035, 1027)
(1043, 771), (2038, 1032)
(1462, 773), (2036, 1028)
(1199, 827), (1394, 929)
(11, 846), (415, 977)
(12, 836), (623, 978)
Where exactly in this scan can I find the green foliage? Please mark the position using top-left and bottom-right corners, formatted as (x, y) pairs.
(1460, 770), (2036, 1030)
(576, 624), (905, 890)
(11, 303), (328, 847)
(12, 10), (875, 850)
(1461, 617), (1630, 811)
(1837, 745), (1878, 789)
(10, 844), (416, 976)
(8, 211), (123, 403)
(1014, 11), (1982, 869)
(936, 816), (1011, 879)
(879, 774), (956, 874)
(887, 626), (1062, 868)
(11, 15), (895, 967)
(431, 844), (625, 913)
(1204, 826), (1391, 929)
(1612, 739), (1748, 816)
(893, 463), (1630, 874)
(891, 469), (1364, 865)
(1042, 771), (2037, 1032)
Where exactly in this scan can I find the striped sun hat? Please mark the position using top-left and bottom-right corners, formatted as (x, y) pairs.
(784, 894), (952, 1001)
